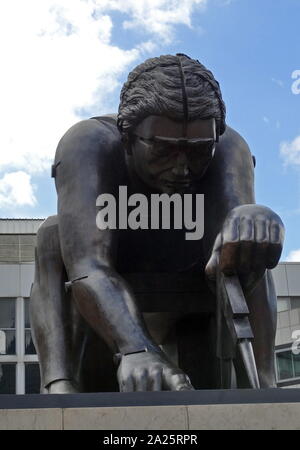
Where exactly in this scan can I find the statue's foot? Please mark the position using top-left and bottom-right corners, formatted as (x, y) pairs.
(257, 372), (277, 389)
(46, 379), (79, 394)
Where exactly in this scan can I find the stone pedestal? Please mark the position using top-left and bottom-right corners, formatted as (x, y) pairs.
(1, 389), (300, 430)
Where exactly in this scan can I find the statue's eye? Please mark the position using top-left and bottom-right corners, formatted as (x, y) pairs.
(152, 145), (174, 157)
(136, 137), (169, 156)
(188, 143), (214, 159)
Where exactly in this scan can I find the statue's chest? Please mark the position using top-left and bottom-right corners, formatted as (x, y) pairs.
(116, 228), (204, 273)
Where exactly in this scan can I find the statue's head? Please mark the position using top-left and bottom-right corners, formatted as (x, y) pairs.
(117, 54), (226, 193)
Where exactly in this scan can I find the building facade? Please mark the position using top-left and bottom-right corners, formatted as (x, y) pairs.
(0, 219), (42, 394)
(0, 218), (299, 393)
(272, 263), (300, 388)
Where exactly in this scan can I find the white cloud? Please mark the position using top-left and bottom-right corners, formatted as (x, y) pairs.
(0, 1), (139, 175)
(0, 0), (208, 179)
(263, 116), (269, 124)
(95, 0), (207, 44)
(0, 172), (36, 207)
(286, 249), (300, 262)
(280, 136), (300, 167)
(271, 77), (284, 88)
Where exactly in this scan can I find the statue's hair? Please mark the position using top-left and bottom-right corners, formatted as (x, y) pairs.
(117, 53), (226, 138)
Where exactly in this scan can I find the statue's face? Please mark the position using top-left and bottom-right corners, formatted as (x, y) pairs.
(130, 115), (216, 193)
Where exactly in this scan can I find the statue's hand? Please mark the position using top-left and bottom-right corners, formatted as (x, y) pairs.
(117, 351), (194, 392)
(205, 204), (284, 292)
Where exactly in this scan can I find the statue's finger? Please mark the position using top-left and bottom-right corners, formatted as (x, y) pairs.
(254, 218), (270, 244)
(120, 375), (134, 392)
(270, 221), (282, 245)
(250, 218), (269, 272)
(267, 221), (284, 268)
(239, 216), (255, 241)
(220, 217), (240, 275)
(163, 372), (194, 391)
(238, 218), (254, 274)
(222, 216), (240, 243)
(133, 368), (148, 392)
(150, 368), (162, 391)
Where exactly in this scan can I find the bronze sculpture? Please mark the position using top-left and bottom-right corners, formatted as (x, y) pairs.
(30, 54), (284, 393)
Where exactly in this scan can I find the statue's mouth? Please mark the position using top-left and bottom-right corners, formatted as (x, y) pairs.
(164, 179), (191, 189)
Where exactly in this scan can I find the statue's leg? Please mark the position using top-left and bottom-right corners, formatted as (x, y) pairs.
(30, 215), (83, 393)
(176, 313), (218, 389)
(243, 270), (277, 388)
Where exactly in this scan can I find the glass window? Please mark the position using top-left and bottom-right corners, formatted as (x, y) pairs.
(291, 297), (300, 310)
(25, 331), (36, 355)
(0, 330), (16, 355)
(277, 297), (290, 312)
(0, 330), (5, 354)
(276, 350), (293, 380)
(24, 298), (31, 328)
(24, 299), (36, 355)
(276, 349), (300, 381)
(25, 364), (40, 394)
(0, 299), (15, 328)
(293, 353), (300, 378)
(0, 296), (39, 394)
(0, 363), (16, 394)
(0, 299), (16, 355)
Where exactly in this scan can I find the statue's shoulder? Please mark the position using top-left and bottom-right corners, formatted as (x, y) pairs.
(63, 114), (119, 141)
(90, 113), (118, 127)
(59, 114), (120, 147)
(219, 125), (250, 152)
(216, 125), (255, 167)
(55, 114), (122, 163)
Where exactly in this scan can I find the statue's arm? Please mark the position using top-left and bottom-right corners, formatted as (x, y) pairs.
(54, 119), (193, 391)
(207, 126), (256, 214)
(204, 126), (284, 291)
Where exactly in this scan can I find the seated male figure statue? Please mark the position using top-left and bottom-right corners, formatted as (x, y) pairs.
(30, 54), (284, 393)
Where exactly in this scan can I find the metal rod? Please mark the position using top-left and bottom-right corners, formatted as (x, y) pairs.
(238, 339), (260, 389)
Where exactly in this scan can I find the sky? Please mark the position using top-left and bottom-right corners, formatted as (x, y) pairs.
(0, 0), (299, 261)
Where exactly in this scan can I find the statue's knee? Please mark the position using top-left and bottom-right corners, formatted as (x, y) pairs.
(36, 216), (62, 263)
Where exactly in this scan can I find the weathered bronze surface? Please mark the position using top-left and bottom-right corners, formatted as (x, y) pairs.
(30, 54), (284, 393)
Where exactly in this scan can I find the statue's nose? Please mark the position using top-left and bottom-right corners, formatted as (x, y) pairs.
(172, 151), (189, 177)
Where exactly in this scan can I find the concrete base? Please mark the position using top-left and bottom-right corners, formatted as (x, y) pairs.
(1, 389), (300, 430)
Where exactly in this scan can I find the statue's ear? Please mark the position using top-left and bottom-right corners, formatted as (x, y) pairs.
(122, 134), (132, 155)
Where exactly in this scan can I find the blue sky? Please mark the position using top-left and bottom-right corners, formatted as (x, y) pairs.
(0, 0), (299, 260)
